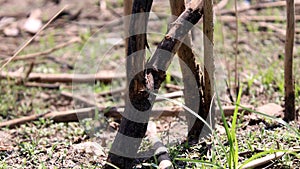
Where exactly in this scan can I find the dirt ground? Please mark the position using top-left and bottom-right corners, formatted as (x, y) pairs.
(0, 0), (300, 168)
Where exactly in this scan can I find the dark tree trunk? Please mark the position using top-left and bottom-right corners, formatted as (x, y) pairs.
(105, 0), (204, 168)
(284, 0), (296, 121)
(104, 0), (153, 168)
(169, 0), (205, 144)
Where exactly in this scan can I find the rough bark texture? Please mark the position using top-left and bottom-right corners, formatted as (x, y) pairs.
(104, 1), (153, 168)
(284, 0), (296, 121)
(124, 0), (133, 55)
(203, 0), (215, 134)
(169, 0), (204, 144)
(105, 0), (204, 168)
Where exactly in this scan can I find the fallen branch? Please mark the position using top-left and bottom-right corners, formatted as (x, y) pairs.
(60, 91), (105, 109)
(0, 105), (253, 129)
(242, 152), (285, 169)
(97, 87), (125, 97)
(0, 70), (125, 83)
(24, 82), (60, 89)
(223, 19), (287, 41)
(218, 0), (300, 15)
(218, 105), (253, 116)
(214, 0), (229, 11)
(155, 91), (183, 102)
(0, 106), (181, 129)
(219, 15), (300, 23)
(2, 38), (81, 62)
(257, 22), (286, 40)
(0, 6), (68, 71)
(0, 112), (51, 128)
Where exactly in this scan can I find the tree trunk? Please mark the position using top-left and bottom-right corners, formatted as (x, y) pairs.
(169, 0), (205, 144)
(203, 0), (215, 135)
(104, 0), (153, 168)
(284, 0), (296, 121)
(124, 0), (133, 56)
(105, 0), (204, 168)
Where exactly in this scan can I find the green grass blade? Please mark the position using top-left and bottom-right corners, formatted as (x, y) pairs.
(153, 92), (226, 166)
(238, 105), (300, 138)
(231, 87), (242, 168)
(216, 90), (232, 168)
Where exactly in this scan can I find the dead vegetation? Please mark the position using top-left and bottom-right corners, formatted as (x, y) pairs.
(0, 0), (300, 168)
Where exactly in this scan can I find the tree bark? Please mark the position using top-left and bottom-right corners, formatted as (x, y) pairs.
(104, 0), (153, 168)
(284, 0), (296, 121)
(124, 0), (133, 58)
(105, 0), (204, 168)
(218, 0), (300, 15)
(169, 0), (205, 143)
(203, 0), (215, 135)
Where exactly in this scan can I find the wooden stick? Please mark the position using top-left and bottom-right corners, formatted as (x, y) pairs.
(0, 112), (51, 128)
(284, 0), (296, 121)
(97, 87), (125, 97)
(218, 0), (300, 15)
(218, 105), (253, 116)
(219, 15), (300, 23)
(257, 22), (286, 40)
(203, 0), (215, 143)
(221, 19), (287, 41)
(242, 152), (285, 169)
(0, 70), (125, 83)
(214, 0), (229, 11)
(156, 91), (183, 102)
(60, 91), (105, 109)
(169, 0), (205, 143)
(0, 107), (181, 129)
(0, 105), (253, 129)
(24, 82), (60, 89)
(0, 5), (68, 71)
(4, 38), (81, 61)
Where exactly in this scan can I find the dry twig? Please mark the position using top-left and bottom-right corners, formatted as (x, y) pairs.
(0, 5), (68, 71)
(0, 70), (125, 83)
(4, 38), (81, 61)
(218, 0), (300, 15)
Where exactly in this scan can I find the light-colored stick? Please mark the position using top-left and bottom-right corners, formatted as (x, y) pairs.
(0, 5), (68, 71)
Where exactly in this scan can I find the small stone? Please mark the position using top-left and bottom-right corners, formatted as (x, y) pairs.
(159, 160), (174, 169)
(256, 103), (283, 117)
(72, 142), (106, 157)
(3, 23), (19, 37)
(23, 9), (42, 34)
